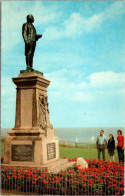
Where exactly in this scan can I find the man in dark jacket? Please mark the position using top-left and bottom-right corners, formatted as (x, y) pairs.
(22, 14), (42, 70)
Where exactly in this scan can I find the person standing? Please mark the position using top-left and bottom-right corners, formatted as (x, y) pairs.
(117, 130), (124, 163)
(96, 130), (107, 161)
(107, 134), (115, 161)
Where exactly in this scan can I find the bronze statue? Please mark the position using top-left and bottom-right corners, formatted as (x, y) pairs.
(22, 14), (42, 70)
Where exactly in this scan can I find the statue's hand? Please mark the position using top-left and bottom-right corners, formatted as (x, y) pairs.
(36, 34), (42, 40)
(38, 34), (42, 38)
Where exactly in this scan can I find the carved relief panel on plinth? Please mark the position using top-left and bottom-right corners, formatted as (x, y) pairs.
(38, 94), (52, 130)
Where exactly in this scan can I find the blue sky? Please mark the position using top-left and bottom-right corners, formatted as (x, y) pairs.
(1, 1), (125, 128)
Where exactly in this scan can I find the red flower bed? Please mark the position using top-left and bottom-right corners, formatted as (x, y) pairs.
(1, 159), (124, 195)
(78, 159), (124, 195)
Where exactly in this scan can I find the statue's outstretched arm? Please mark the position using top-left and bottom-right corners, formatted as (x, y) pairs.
(36, 34), (42, 41)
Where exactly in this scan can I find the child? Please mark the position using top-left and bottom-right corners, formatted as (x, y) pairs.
(107, 134), (115, 161)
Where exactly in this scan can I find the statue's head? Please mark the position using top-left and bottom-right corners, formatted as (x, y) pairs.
(27, 14), (34, 23)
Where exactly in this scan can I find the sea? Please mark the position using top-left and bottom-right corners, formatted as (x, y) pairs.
(1, 127), (124, 144)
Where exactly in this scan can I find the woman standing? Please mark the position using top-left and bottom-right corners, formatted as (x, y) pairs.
(107, 134), (115, 161)
(117, 130), (124, 164)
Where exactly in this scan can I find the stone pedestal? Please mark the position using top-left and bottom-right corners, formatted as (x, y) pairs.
(3, 72), (59, 166)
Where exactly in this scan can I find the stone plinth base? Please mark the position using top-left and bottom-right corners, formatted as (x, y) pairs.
(3, 134), (59, 166)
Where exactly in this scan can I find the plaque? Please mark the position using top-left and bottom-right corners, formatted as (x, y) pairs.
(11, 145), (34, 161)
(47, 143), (56, 160)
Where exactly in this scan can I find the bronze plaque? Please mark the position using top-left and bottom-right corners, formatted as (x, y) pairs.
(47, 143), (56, 160)
(11, 145), (34, 162)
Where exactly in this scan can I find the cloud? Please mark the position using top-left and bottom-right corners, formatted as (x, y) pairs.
(104, 2), (125, 19)
(2, 1), (62, 50)
(2, 2), (26, 50)
(45, 69), (86, 89)
(63, 12), (103, 36)
(44, 2), (125, 40)
(2, 1), (124, 128)
(45, 69), (88, 102)
(32, 2), (62, 25)
(2, 1), (125, 51)
(84, 13), (103, 32)
(89, 71), (125, 88)
(2, 69), (124, 105)
(64, 13), (84, 36)
(2, 70), (124, 128)
(45, 70), (125, 102)
(35, 50), (85, 73)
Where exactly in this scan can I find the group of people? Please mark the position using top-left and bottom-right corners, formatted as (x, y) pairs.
(96, 130), (124, 163)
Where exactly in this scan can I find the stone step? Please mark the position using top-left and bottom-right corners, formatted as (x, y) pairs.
(44, 158), (68, 169)
(48, 161), (76, 173)
(1, 159), (69, 170)
(1, 159), (76, 174)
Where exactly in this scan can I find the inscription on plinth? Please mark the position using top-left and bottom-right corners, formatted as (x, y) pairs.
(11, 145), (34, 161)
(47, 143), (56, 160)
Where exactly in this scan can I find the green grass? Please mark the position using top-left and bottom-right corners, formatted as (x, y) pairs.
(59, 146), (119, 162)
(1, 141), (118, 162)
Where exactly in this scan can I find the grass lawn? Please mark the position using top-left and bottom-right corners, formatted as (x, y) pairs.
(60, 146), (118, 162)
(1, 141), (118, 162)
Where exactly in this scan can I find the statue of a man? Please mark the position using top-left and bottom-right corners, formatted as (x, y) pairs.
(22, 14), (42, 70)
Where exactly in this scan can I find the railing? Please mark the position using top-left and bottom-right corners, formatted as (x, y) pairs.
(75, 142), (96, 148)
(59, 141), (96, 148)
(1, 167), (124, 195)
(59, 141), (119, 149)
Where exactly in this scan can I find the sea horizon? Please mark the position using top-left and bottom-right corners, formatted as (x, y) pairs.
(1, 127), (124, 144)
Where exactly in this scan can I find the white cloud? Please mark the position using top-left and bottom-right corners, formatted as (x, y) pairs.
(2, 1), (62, 50)
(32, 3), (62, 25)
(45, 70), (125, 102)
(34, 50), (86, 74)
(2, 3), (25, 50)
(104, 2), (125, 19)
(84, 13), (103, 32)
(89, 71), (125, 88)
(64, 13), (84, 36)
(63, 12), (104, 36)
(2, 1), (125, 49)
(2, 69), (124, 105)
(45, 69), (86, 90)
(45, 69), (88, 102)
(43, 11), (103, 39)
(44, 2), (125, 40)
